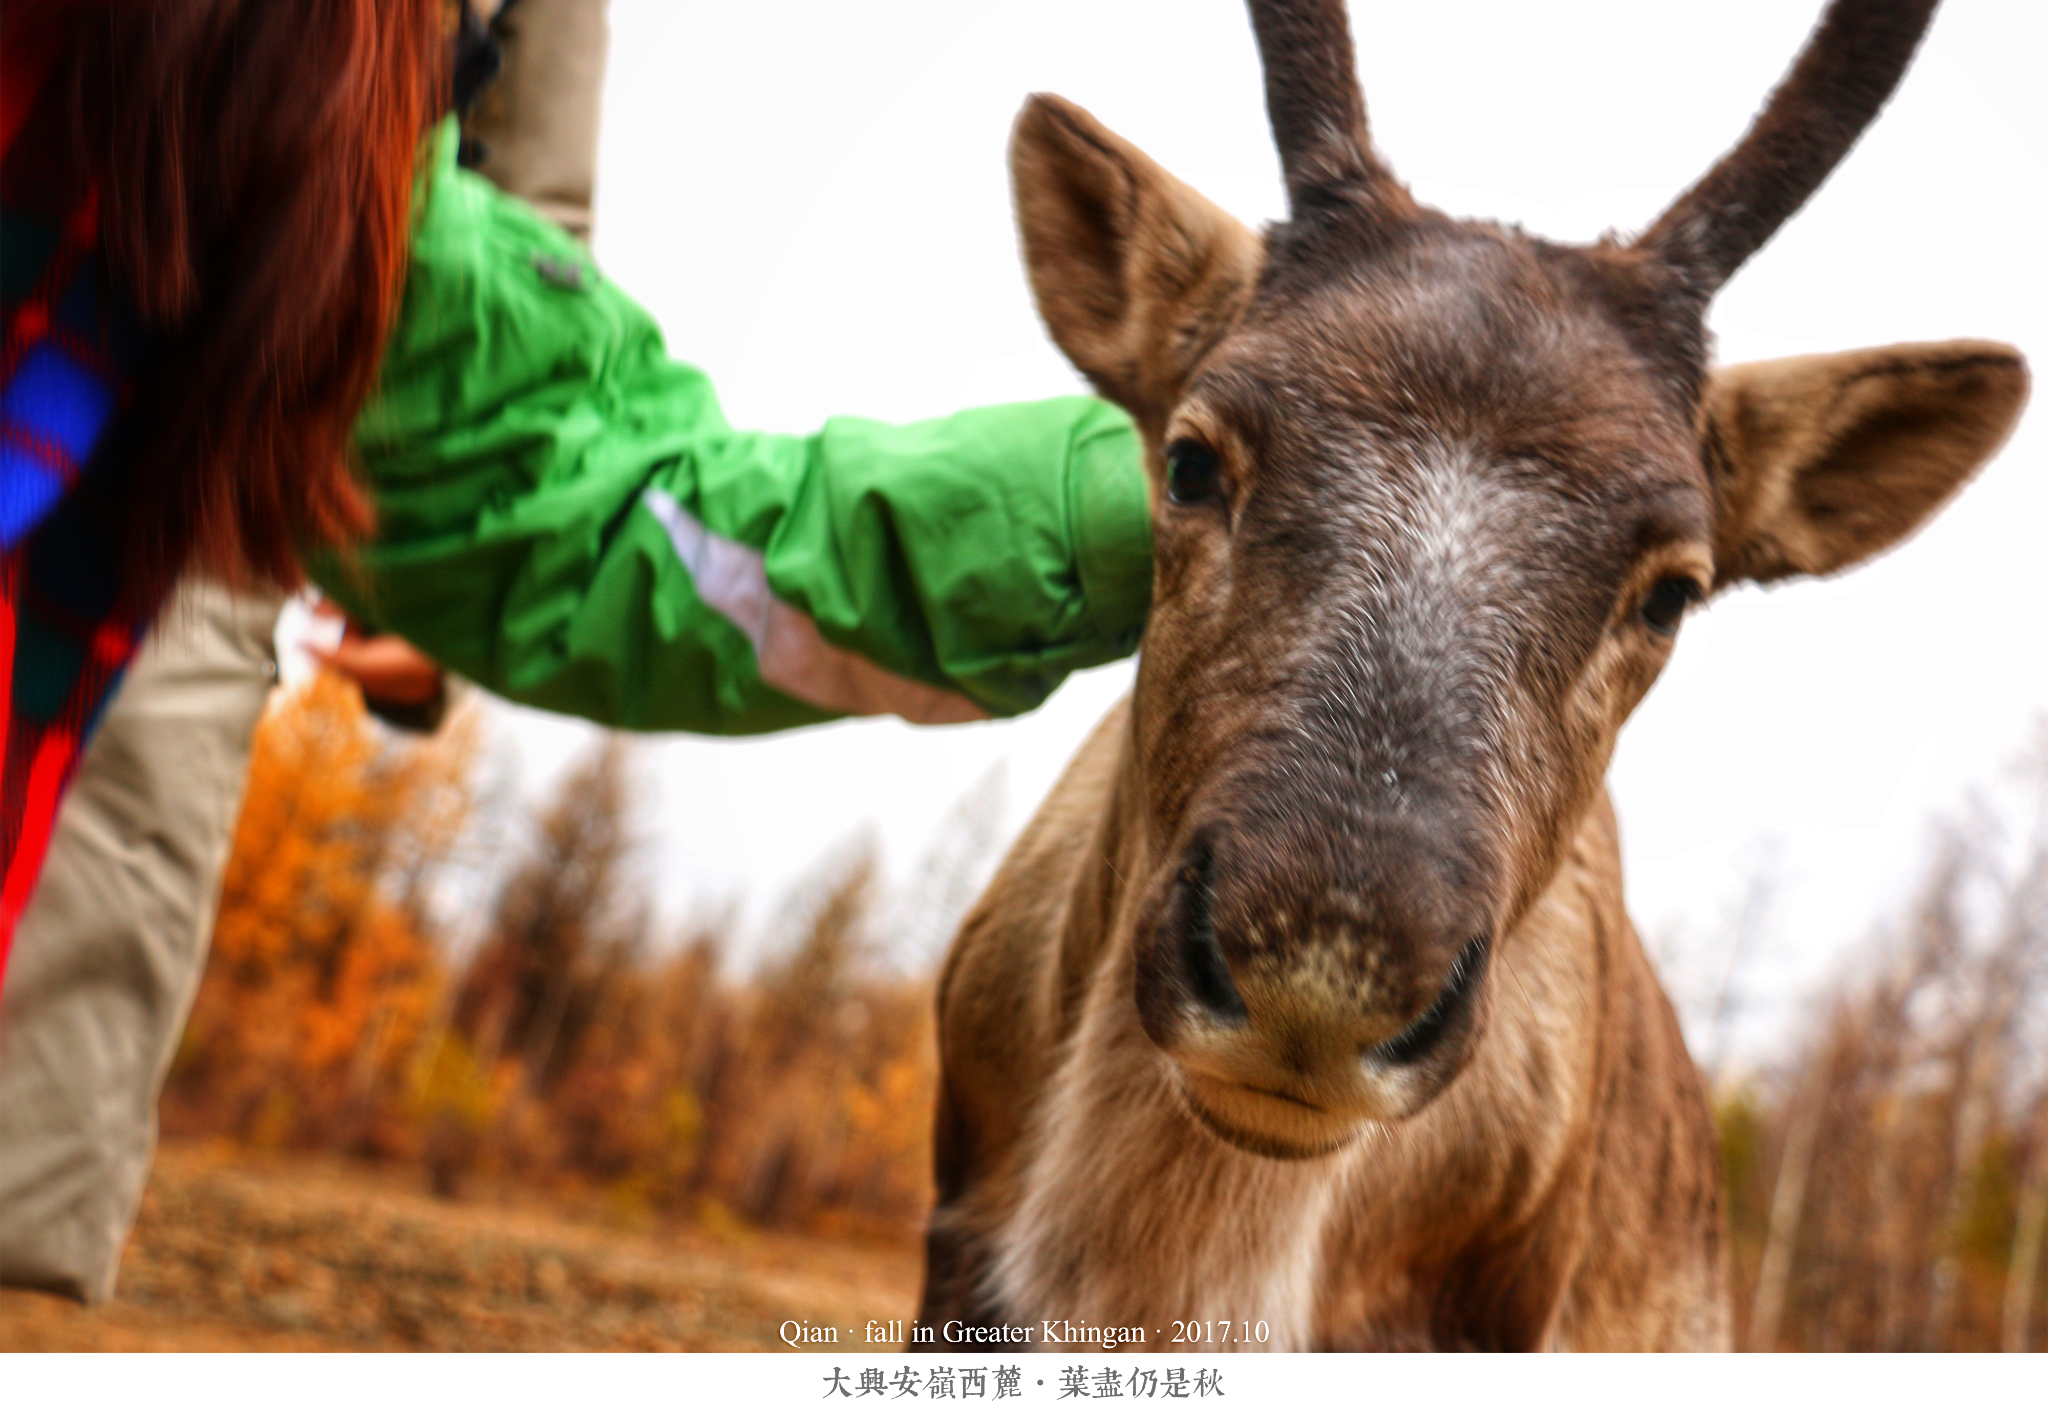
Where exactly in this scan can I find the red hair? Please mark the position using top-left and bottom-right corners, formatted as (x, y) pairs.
(62, 0), (448, 606)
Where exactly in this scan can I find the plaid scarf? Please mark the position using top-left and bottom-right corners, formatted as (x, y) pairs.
(0, 18), (144, 977)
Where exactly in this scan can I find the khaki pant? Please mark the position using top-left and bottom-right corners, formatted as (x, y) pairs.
(0, 584), (281, 1301)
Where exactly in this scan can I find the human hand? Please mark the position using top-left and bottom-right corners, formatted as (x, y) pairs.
(303, 607), (444, 709)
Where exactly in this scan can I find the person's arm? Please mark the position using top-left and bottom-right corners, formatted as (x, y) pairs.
(324, 124), (1152, 735)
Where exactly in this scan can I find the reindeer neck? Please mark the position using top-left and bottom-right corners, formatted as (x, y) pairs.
(1001, 714), (1623, 1347)
(991, 944), (1355, 1350)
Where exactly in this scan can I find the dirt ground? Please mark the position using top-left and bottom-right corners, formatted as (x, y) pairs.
(0, 1140), (921, 1351)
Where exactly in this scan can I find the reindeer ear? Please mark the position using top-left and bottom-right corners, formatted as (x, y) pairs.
(1011, 94), (1263, 435)
(1703, 341), (2029, 589)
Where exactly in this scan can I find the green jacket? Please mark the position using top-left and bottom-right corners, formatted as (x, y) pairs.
(329, 125), (1152, 734)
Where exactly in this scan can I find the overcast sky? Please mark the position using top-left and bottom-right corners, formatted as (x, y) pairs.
(454, 0), (2044, 1050)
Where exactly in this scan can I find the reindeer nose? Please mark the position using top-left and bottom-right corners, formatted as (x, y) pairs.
(1138, 825), (1494, 1134)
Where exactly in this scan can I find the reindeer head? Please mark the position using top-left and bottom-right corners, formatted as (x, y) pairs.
(1013, 0), (2027, 1158)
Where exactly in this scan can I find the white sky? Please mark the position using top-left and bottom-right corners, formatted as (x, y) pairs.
(456, 0), (2044, 1045)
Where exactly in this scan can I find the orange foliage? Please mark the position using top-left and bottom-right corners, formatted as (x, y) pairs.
(165, 674), (469, 1153)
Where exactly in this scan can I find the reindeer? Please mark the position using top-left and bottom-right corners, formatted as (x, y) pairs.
(914, 0), (2028, 1351)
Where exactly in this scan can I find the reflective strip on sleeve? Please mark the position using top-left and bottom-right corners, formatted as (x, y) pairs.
(640, 488), (987, 726)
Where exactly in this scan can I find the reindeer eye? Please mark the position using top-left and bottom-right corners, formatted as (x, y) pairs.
(1165, 440), (1223, 506)
(1639, 577), (1702, 635)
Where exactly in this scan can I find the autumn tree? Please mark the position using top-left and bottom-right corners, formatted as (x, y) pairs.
(165, 673), (474, 1153)
(451, 736), (643, 1093)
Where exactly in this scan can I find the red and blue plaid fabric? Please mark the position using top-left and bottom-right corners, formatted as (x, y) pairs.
(0, 20), (144, 977)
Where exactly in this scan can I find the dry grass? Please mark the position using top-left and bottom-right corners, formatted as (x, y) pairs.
(0, 1141), (917, 1350)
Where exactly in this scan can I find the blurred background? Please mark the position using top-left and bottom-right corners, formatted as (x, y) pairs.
(8, 0), (2041, 1352)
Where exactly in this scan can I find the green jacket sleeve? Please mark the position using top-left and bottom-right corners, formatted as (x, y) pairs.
(327, 125), (1152, 735)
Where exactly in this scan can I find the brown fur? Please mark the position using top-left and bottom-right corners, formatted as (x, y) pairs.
(917, 1), (2027, 1351)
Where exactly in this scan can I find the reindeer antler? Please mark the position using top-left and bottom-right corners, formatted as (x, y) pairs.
(1245, 0), (1397, 216)
(1641, 0), (1940, 295)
